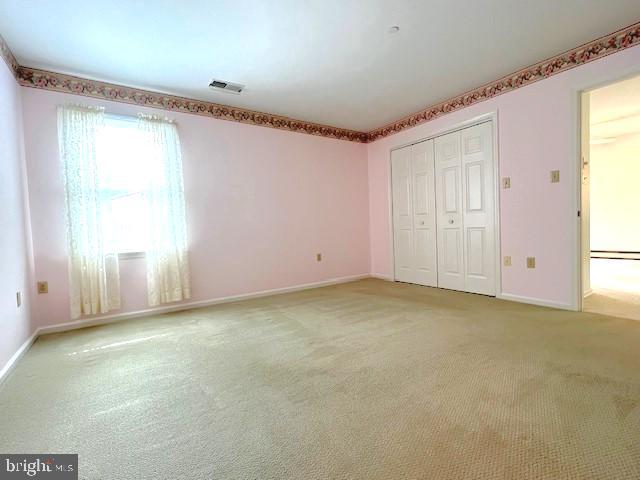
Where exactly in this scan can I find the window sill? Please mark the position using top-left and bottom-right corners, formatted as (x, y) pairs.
(118, 251), (146, 260)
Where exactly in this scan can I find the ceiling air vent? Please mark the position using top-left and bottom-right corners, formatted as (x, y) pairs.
(209, 79), (244, 94)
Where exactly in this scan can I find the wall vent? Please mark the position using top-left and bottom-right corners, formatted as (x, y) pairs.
(209, 79), (244, 94)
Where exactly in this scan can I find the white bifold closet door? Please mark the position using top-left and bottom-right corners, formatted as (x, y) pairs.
(434, 131), (465, 291)
(435, 122), (496, 295)
(391, 139), (438, 287)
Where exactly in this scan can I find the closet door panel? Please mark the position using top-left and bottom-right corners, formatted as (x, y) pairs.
(411, 140), (437, 286)
(443, 229), (461, 273)
(461, 122), (496, 295)
(435, 131), (465, 291)
(396, 230), (413, 272)
(391, 147), (414, 283)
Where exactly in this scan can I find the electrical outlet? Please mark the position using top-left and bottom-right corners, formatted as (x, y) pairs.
(502, 177), (511, 189)
(503, 256), (512, 267)
(16, 291), (21, 307)
(526, 257), (536, 269)
(316, 253), (322, 262)
(550, 170), (560, 183)
(37, 281), (48, 294)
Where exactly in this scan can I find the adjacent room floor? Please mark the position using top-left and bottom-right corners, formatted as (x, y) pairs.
(584, 258), (640, 321)
(1, 279), (639, 479)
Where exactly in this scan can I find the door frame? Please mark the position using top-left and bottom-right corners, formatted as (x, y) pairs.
(575, 69), (640, 311)
(387, 111), (502, 297)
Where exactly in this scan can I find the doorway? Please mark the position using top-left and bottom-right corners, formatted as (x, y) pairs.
(580, 75), (640, 321)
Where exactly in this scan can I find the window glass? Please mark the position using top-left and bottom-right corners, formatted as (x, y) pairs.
(96, 117), (153, 254)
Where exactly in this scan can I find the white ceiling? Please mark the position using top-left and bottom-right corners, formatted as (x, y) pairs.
(2, 0), (640, 131)
(591, 74), (640, 140)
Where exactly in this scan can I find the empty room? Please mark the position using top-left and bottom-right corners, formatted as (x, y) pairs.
(0, 1), (639, 479)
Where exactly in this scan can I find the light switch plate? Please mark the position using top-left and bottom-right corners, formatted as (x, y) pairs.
(526, 257), (536, 269)
(502, 177), (511, 189)
(550, 170), (560, 183)
(503, 256), (512, 267)
(37, 281), (48, 294)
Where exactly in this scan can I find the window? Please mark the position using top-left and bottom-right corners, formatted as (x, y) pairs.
(96, 116), (154, 254)
(59, 105), (191, 316)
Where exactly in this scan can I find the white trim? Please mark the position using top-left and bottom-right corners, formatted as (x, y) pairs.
(118, 251), (145, 260)
(387, 148), (395, 281)
(388, 113), (496, 152)
(488, 112), (502, 297)
(370, 273), (394, 281)
(0, 329), (39, 387)
(497, 293), (574, 311)
(38, 274), (370, 335)
(574, 89), (584, 312)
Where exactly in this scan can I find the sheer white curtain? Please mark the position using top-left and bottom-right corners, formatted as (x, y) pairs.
(138, 115), (191, 306)
(57, 105), (121, 319)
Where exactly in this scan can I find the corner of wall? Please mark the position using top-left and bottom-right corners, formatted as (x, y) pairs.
(0, 44), (38, 379)
(17, 83), (37, 329)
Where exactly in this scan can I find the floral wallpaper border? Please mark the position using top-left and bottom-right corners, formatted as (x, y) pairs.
(0, 32), (19, 77)
(367, 21), (640, 141)
(17, 67), (369, 143)
(1, 21), (640, 143)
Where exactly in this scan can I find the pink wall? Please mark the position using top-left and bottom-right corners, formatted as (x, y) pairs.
(0, 60), (35, 370)
(21, 88), (370, 327)
(367, 44), (640, 309)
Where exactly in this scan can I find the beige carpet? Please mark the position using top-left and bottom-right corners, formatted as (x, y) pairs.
(584, 289), (640, 322)
(584, 259), (640, 321)
(1, 279), (639, 479)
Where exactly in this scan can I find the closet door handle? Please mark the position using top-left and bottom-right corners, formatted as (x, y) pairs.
(448, 219), (454, 224)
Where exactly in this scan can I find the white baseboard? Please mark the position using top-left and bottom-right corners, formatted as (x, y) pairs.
(370, 273), (394, 281)
(497, 293), (576, 311)
(0, 329), (39, 387)
(38, 273), (371, 335)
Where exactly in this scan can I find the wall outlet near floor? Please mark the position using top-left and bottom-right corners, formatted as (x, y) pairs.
(316, 253), (322, 262)
(502, 177), (511, 189)
(16, 291), (21, 307)
(37, 281), (48, 294)
(550, 170), (560, 183)
(503, 256), (512, 267)
(526, 257), (536, 269)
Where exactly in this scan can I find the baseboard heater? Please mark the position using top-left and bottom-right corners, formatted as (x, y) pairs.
(591, 250), (640, 261)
